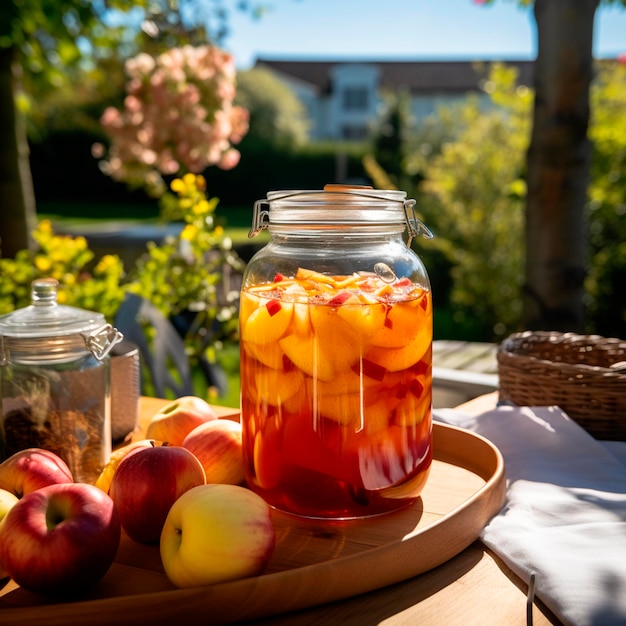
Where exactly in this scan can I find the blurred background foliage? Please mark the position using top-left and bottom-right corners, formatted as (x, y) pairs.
(365, 61), (625, 341)
(6, 57), (626, 345)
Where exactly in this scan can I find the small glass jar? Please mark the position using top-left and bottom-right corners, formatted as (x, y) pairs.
(0, 278), (123, 483)
(240, 185), (434, 519)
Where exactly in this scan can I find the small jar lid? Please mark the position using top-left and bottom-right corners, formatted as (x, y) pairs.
(0, 278), (107, 339)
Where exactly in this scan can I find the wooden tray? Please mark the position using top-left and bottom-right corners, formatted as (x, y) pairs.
(0, 422), (505, 626)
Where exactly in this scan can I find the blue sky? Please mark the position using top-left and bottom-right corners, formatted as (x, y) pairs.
(224, 0), (626, 69)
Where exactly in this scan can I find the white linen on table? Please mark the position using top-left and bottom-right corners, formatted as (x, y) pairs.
(433, 404), (626, 626)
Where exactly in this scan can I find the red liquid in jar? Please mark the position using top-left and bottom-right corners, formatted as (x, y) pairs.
(240, 268), (433, 519)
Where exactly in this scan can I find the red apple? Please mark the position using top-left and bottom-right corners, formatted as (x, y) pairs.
(94, 439), (163, 494)
(109, 445), (205, 544)
(145, 396), (219, 446)
(0, 482), (120, 596)
(182, 419), (245, 485)
(0, 448), (73, 498)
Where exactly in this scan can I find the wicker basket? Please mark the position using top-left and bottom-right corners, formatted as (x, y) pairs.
(497, 331), (626, 440)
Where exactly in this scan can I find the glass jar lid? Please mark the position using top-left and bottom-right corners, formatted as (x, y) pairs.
(0, 278), (106, 338)
(249, 184), (433, 245)
(0, 278), (123, 364)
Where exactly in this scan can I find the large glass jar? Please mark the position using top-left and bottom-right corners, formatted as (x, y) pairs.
(0, 278), (123, 483)
(240, 185), (434, 519)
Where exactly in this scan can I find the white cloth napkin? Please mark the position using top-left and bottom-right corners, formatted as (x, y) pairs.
(433, 404), (626, 626)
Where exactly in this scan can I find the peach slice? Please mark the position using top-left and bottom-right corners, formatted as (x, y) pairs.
(365, 326), (432, 372)
(311, 391), (362, 427)
(335, 298), (387, 341)
(241, 298), (293, 345)
(242, 341), (285, 370)
(253, 364), (304, 407)
(279, 334), (335, 382)
(394, 388), (432, 427)
(369, 300), (426, 348)
(307, 384), (394, 430)
(291, 301), (311, 336)
(310, 304), (363, 368)
(252, 420), (282, 490)
(239, 291), (261, 326)
(312, 367), (380, 397)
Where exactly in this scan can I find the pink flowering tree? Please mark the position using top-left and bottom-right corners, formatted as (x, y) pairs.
(92, 44), (251, 399)
(94, 45), (249, 196)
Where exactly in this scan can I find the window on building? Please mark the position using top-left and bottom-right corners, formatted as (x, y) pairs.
(342, 86), (368, 111)
(341, 124), (368, 140)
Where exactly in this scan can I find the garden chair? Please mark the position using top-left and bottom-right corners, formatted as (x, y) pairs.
(113, 293), (194, 399)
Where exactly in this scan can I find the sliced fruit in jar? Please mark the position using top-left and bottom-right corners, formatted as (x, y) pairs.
(313, 366), (380, 397)
(365, 327), (432, 372)
(242, 340), (286, 370)
(252, 423), (282, 490)
(279, 334), (334, 381)
(335, 298), (387, 341)
(311, 391), (362, 427)
(370, 301), (420, 347)
(241, 298), (293, 344)
(252, 363), (304, 407)
(309, 305), (363, 371)
(291, 301), (312, 336)
(394, 386), (432, 427)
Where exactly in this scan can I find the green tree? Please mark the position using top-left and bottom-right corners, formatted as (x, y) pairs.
(370, 91), (414, 190)
(586, 61), (626, 336)
(479, 0), (626, 332)
(410, 60), (625, 340)
(0, 0), (265, 258)
(419, 64), (531, 339)
(235, 66), (310, 148)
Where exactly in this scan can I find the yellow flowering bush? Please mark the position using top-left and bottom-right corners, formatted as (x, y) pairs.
(0, 220), (125, 319)
(0, 174), (243, 373)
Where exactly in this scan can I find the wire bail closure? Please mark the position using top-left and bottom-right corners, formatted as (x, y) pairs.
(248, 190), (434, 247)
(249, 199), (270, 238)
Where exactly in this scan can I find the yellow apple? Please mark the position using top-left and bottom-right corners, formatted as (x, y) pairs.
(0, 488), (18, 525)
(146, 396), (218, 446)
(0, 488), (19, 579)
(160, 484), (275, 588)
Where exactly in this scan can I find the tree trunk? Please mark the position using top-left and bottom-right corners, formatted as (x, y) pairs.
(523, 0), (598, 332)
(0, 46), (37, 258)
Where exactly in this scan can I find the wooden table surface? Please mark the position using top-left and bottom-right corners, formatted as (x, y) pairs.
(0, 394), (559, 625)
(136, 393), (560, 626)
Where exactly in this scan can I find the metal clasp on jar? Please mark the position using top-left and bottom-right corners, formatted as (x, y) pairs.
(402, 198), (434, 247)
(83, 324), (124, 361)
(249, 199), (271, 238)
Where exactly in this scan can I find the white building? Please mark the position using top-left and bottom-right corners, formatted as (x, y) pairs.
(254, 58), (535, 141)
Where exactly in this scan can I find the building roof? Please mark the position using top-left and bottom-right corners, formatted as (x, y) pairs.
(254, 58), (535, 95)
